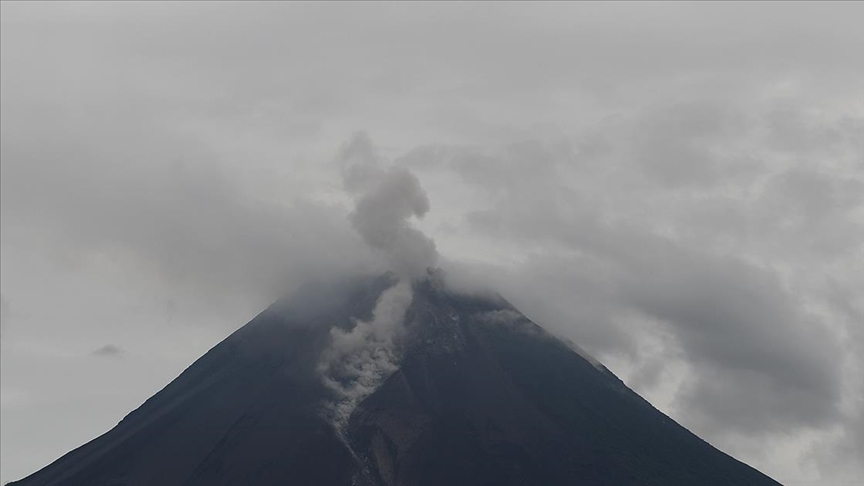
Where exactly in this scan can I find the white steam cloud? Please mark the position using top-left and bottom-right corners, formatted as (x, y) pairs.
(318, 133), (438, 432)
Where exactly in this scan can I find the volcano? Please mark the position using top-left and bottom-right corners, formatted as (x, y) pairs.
(10, 272), (781, 486)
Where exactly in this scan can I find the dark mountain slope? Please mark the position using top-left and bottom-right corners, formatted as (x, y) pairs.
(11, 274), (781, 486)
(346, 278), (779, 486)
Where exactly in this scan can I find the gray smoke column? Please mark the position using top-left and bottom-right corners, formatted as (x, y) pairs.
(318, 133), (438, 433)
(340, 132), (438, 279)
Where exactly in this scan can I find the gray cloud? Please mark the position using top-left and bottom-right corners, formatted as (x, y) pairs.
(405, 98), (862, 480)
(91, 344), (125, 358)
(0, 104), (376, 311)
(618, 251), (841, 434)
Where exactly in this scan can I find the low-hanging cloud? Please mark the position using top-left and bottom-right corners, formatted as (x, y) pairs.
(399, 100), (862, 482)
(91, 344), (125, 358)
(0, 107), (378, 314)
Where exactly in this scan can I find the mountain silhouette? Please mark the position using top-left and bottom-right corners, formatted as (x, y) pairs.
(10, 272), (781, 486)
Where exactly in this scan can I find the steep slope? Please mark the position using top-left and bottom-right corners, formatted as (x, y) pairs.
(347, 278), (780, 485)
(10, 274), (781, 486)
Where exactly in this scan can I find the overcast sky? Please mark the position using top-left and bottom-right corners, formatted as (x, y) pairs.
(1, 2), (862, 485)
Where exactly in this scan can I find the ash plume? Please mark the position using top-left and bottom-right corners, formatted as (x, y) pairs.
(340, 132), (438, 279)
(318, 133), (438, 432)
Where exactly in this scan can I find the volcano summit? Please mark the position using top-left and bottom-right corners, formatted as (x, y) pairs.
(10, 272), (781, 486)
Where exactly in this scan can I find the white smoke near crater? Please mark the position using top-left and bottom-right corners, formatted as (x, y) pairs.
(318, 133), (438, 432)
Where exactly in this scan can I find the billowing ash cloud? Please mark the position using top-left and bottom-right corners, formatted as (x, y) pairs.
(318, 133), (438, 431)
(340, 132), (438, 280)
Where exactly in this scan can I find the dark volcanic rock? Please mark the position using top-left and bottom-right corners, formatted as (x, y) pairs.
(11, 273), (781, 486)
